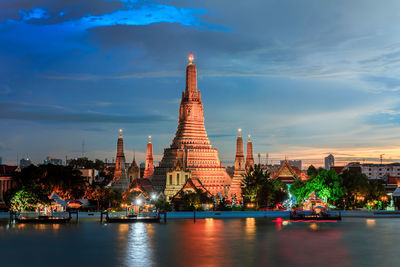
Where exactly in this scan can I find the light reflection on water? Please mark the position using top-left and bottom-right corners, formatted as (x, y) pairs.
(1, 218), (400, 267)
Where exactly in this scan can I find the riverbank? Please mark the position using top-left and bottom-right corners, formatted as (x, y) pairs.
(1, 210), (400, 220)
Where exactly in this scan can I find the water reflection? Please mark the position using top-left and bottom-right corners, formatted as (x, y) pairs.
(366, 219), (376, 227)
(245, 217), (256, 237)
(116, 223), (154, 267)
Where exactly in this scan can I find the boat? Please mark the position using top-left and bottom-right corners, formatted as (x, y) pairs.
(290, 210), (341, 221)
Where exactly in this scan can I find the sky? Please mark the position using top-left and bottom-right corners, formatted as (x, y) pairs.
(1, 0), (400, 168)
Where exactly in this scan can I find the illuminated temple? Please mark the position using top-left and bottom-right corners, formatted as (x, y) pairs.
(151, 54), (231, 196)
(111, 129), (130, 191)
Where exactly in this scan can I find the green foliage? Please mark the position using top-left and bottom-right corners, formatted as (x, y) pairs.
(241, 165), (288, 208)
(307, 165), (318, 178)
(177, 189), (213, 211)
(9, 187), (50, 211)
(155, 196), (172, 212)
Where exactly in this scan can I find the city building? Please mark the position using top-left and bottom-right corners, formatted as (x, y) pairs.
(228, 129), (246, 203)
(324, 154), (335, 170)
(164, 165), (191, 201)
(44, 156), (63, 165)
(20, 157), (32, 168)
(110, 129), (130, 191)
(151, 53), (231, 195)
(280, 160), (302, 170)
(78, 168), (99, 185)
(0, 157), (2, 165)
(143, 136), (154, 178)
(0, 165), (17, 209)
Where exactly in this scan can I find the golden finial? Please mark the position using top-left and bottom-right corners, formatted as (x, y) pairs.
(148, 135), (152, 142)
(238, 128), (242, 136)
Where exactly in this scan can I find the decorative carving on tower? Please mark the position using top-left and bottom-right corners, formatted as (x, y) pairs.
(143, 136), (154, 178)
(151, 53), (231, 195)
(111, 129), (130, 191)
(245, 134), (255, 171)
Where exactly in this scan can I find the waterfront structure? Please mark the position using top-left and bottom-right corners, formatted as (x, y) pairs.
(164, 165), (191, 201)
(111, 130), (130, 191)
(143, 136), (154, 178)
(280, 159), (302, 170)
(20, 158), (32, 168)
(245, 135), (255, 171)
(228, 129), (246, 203)
(325, 154), (335, 170)
(170, 177), (212, 210)
(128, 153), (140, 184)
(151, 54), (231, 195)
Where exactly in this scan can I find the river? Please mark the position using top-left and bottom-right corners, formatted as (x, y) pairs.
(0, 217), (399, 266)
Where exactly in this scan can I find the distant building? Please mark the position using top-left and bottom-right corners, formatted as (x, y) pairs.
(78, 169), (99, 185)
(110, 129), (130, 191)
(44, 156), (62, 165)
(20, 158), (32, 168)
(324, 154), (335, 170)
(360, 163), (400, 179)
(0, 157), (2, 165)
(280, 160), (302, 170)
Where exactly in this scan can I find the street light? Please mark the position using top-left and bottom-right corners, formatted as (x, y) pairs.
(151, 193), (157, 201)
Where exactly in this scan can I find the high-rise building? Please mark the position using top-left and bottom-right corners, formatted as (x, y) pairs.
(143, 136), (154, 178)
(325, 154), (335, 170)
(0, 156), (2, 165)
(228, 129), (246, 203)
(20, 158), (32, 168)
(151, 53), (231, 195)
(111, 129), (130, 191)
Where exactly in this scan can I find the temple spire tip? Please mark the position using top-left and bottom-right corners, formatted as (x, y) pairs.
(188, 52), (194, 63)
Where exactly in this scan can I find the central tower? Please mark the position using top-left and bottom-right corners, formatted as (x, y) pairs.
(151, 53), (231, 195)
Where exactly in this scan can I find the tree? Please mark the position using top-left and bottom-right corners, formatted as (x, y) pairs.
(241, 165), (289, 208)
(178, 189), (213, 211)
(9, 187), (50, 211)
(307, 165), (318, 178)
(290, 178), (307, 202)
(340, 170), (369, 209)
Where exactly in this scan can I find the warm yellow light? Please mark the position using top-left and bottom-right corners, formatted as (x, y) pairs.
(188, 52), (194, 63)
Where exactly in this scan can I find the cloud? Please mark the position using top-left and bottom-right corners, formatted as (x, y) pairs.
(0, 102), (172, 124)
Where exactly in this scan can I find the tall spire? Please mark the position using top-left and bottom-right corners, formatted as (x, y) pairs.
(245, 134), (255, 171)
(234, 128), (245, 171)
(111, 129), (129, 191)
(143, 135), (154, 178)
(185, 52), (198, 99)
(150, 53), (231, 195)
(228, 129), (246, 204)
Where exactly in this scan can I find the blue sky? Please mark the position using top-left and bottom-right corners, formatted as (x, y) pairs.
(1, 0), (400, 167)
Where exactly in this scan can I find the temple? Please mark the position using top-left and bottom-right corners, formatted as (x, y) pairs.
(151, 53), (231, 195)
(228, 129), (246, 203)
(245, 135), (255, 171)
(111, 129), (130, 191)
(143, 136), (154, 178)
(127, 152), (140, 184)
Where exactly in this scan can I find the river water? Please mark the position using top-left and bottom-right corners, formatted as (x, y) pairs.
(0, 217), (399, 267)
